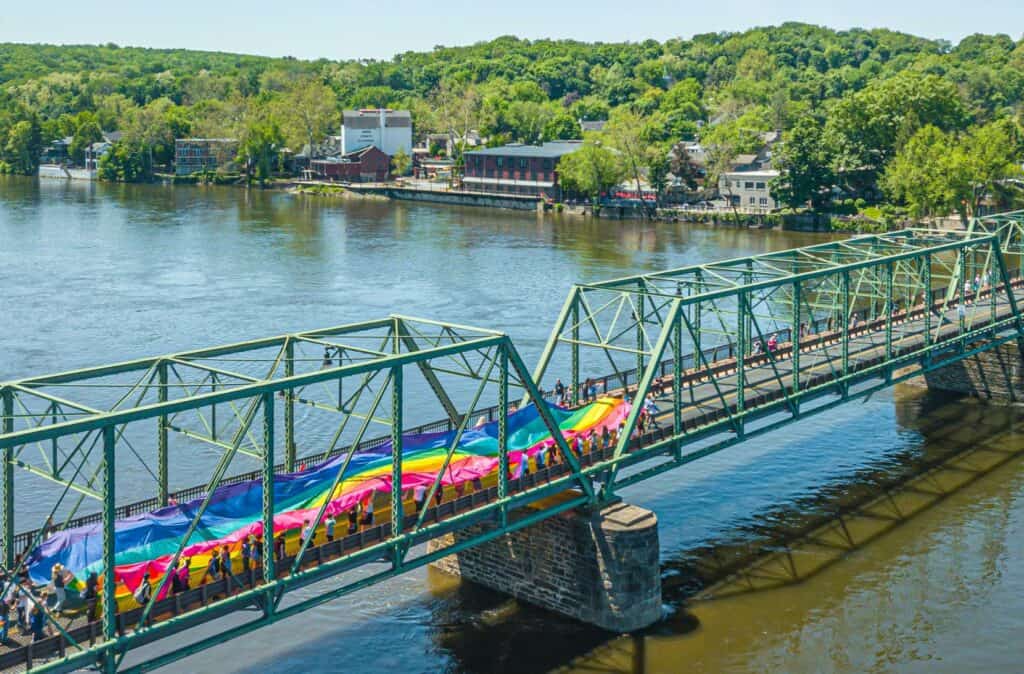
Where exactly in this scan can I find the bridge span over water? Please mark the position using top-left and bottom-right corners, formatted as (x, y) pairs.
(2, 212), (1024, 672)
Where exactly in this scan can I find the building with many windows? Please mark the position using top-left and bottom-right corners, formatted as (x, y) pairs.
(462, 141), (583, 198)
(174, 138), (239, 176)
(718, 169), (780, 210)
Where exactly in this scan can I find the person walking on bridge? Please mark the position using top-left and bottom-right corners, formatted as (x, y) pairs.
(203, 552), (220, 584)
(51, 564), (67, 612)
(241, 536), (252, 574)
(219, 546), (233, 583)
(554, 379), (565, 405)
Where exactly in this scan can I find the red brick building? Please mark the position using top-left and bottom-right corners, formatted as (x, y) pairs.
(310, 146), (390, 182)
(462, 141), (583, 198)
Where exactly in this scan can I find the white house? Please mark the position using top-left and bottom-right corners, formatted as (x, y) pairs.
(341, 109), (412, 157)
(718, 169), (780, 210)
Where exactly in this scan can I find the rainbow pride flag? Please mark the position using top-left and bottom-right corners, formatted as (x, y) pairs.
(25, 397), (628, 607)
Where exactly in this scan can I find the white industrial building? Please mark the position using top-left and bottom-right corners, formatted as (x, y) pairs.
(341, 109), (412, 157)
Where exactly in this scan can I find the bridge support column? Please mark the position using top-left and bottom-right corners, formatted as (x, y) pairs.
(428, 501), (661, 632)
(922, 340), (1024, 404)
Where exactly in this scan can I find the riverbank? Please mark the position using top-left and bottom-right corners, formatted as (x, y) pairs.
(294, 179), (910, 234)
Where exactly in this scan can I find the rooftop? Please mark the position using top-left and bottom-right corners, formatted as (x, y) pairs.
(343, 109), (411, 118)
(465, 141), (583, 159)
(722, 169), (780, 178)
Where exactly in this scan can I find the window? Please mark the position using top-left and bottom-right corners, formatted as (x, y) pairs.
(496, 157), (503, 168)
(744, 181), (754, 189)
(756, 182), (765, 190)
(519, 158), (527, 169)
(759, 197), (768, 206)
(543, 159), (552, 170)
(735, 180), (741, 188)
(749, 196), (756, 204)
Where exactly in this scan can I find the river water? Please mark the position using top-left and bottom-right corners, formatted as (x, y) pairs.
(1, 176), (1022, 673)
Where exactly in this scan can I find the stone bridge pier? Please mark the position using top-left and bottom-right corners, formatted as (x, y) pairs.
(923, 340), (1024, 403)
(428, 500), (662, 632)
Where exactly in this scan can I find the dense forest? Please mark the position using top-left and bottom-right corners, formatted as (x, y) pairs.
(1, 23), (1022, 217)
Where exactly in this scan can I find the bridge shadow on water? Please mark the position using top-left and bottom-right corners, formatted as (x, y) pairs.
(242, 388), (1024, 674)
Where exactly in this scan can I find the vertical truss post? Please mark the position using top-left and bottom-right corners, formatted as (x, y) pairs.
(571, 299), (580, 406)
(157, 360), (169, 506)
(672, 311), (683, 459)
(636, 280), (647, 378)
(390, 365), (403, 556)
(284, 339), (296, 472)
(923, 252), (933, 351)
(841, 269), (850, 386)
(958, 247), (967, 344)
(694, 271), (704, 358)
(736, 291), (747, 436)
(1, 388), (13, 568)
(261, 392), (276, 588)
(791, 279), (801, 408)
(885, 261), (894, 374)
(990, 244), (997, 326)
(101, 424), (117, 673)
(744, 261), (753, 351)
(497, 347), (509, 526)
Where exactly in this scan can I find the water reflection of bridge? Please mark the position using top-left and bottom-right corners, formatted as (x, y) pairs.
(3, 213), (1024, 672)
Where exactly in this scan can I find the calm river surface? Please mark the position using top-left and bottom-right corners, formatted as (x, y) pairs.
(1, 176), (1023, 673)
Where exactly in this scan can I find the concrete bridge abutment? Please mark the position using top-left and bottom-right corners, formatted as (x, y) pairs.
(922, 340), (1024, 404)
(428, 500), (662, 632)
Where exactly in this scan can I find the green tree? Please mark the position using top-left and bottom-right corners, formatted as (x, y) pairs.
(604, 108), (657, 214)
(770, 116), (836, 209)
(881, 125), (960, 218)
(237, 114), (285, 184)
(884, 119), (1023, 222)
(825, 72), (968, 187)
(556, 142), (624, 200)
(390, 147), (411, 176)
(958, 118), (1024, 218)
(544, 112), (579, 140)
(98, 142), (148, 182)
(277, 78), (338, 155)
(3, 119), (43, 175)
(69, 112), (103, 165)
(646, 152), (670, 206)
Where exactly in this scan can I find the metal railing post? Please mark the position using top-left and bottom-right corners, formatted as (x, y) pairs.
(1, 389), (13, 568)
(262, 393), (276, 587)
(101, 425), (117, 673)
(284, 339), (296, 472)
(497, 347), (509, 525)
(390, 365), (403, 556)
(791, 280), (801, 409)
(157, 360), (169, 506)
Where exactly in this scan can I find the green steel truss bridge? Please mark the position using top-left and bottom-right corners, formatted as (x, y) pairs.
(2, 211), (1024, 672)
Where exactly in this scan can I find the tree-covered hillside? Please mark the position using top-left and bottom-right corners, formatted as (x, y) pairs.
(1, 23), (1022, 214)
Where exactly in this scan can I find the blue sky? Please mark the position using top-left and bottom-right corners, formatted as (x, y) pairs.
(1, 0), (1022, 61)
